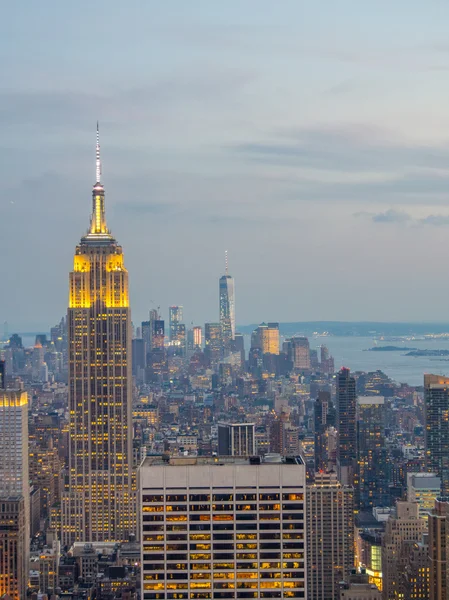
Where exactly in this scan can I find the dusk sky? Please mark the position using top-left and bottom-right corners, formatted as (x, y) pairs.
(2, 1), (449, 331)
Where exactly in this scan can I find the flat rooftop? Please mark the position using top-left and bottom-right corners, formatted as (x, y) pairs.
(141, 454), (304, 468)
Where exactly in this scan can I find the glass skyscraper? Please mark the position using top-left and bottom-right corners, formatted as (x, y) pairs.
(219, 253), (235, 354)
(336, 367), (357, 487)
(424, 374), (449, 496)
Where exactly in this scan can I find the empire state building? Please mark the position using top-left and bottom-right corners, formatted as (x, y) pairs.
(62, 126), (135, 544)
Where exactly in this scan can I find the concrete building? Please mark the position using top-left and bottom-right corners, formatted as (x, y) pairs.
(0, 390), (29, 509)
(407, 472), (441, 520)
(39, 539), (60, 595)
(307, 472), (354, 600)
(138, 454), (306, 599)
(0, 496), (27, 600)
(428, 498), (449, 600)
(290, 337), (311, 371)
(381, 502), (426, 600)
(217, 422), (256, 456)
(0, 389), (29, 600)
(402, 538), (430, 600)
(340, 571), (381, 599)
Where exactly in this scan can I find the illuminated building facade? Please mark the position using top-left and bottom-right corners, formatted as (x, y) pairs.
(428, 498), (449, 600)
(251, 323), (280, 356)
(424, 374), (449, 495)
(62, 126), (134, 545)
(336, 368), (357, 487)
(0, 390), (29, 503)
(193, 325), (202, 348)
(407, 472), (441, 520)
(169, 306), (183, 342)
(381, 502), (425, 600)
(204, 322), (221, 368)
(306, 472), (354, 599)
(0, 389), (29, 600)
(0, 496), (27, 600)
(139, 455), (306, 599)
(219, 253), (235, 354)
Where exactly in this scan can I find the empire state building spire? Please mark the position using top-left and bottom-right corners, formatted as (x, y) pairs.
(96, 120), (101, 184)
(88, 122), (110, 237)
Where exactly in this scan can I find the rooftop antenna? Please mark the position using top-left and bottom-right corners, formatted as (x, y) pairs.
(225, 250), (228, 275)
(95, 121), (101, 183)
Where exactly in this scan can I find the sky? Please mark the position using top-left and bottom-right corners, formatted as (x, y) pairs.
(2, 1), (449, 331)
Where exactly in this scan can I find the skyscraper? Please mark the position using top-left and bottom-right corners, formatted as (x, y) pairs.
(290, 337), (311, 371)
(139, 454), (306, 598)
(307, 471), (354, 599)
(169, 305), (183, 342)
(217, 422), (256, 456)
(356, 396), (389, 510)
(314, 391), (335, 472)
(204, 322), (221, 368)
(0, 390), (29, 512)
(219, 251), (235, 354)
(62, 125), (134, 545)
(336, 368), (357, 486)
(424, 374), (449, 495)
(428, 498), (449, 600)
(381, 502), (426, 600)
(251, 322), (280, 355)
(0, 497), (27, 600)
(0, 390), (29, 600)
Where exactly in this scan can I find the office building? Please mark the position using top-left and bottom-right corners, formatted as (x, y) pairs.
(0, 390), (29, 503)
(219, 252), (236, 354)
(62, 126), (134, 545)
(407, 472), (441, 519)
(402, 538), (429, 600)
(428, 498), (449, 600)
(232, 333), (245, 368)
(314, 391), (335, 472)
(339, 572), (381, 599)
(217, 422), (256, 456)
(356, 397), (388, 510)
(151, 319), (165, 351)
(381, 502), (426, 600)
(307, 472), (354, 600)
(188, 326), (202, 351)
(204, 322), (222, 368)
(0, 496), (27, 600)
(139, 454), (306, 599)
(336, 368), (357, 487)
(169, 306), (183, 342)
(142, 320), (151, 348)
(251, 323), (280, 356)
(424, 374), (449, 495)
(290, 337), (310, 371)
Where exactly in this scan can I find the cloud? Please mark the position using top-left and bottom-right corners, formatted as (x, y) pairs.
(419, 214), (449, 226)
(230, 125), (449, 207)
(371, 209), (411, 223)
(354, 210), (449, 227)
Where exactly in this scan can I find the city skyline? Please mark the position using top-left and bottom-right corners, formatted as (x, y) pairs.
(2, 2), (449, 330)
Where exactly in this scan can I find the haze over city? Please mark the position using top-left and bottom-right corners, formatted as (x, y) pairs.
(2, 0), (449, 329)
